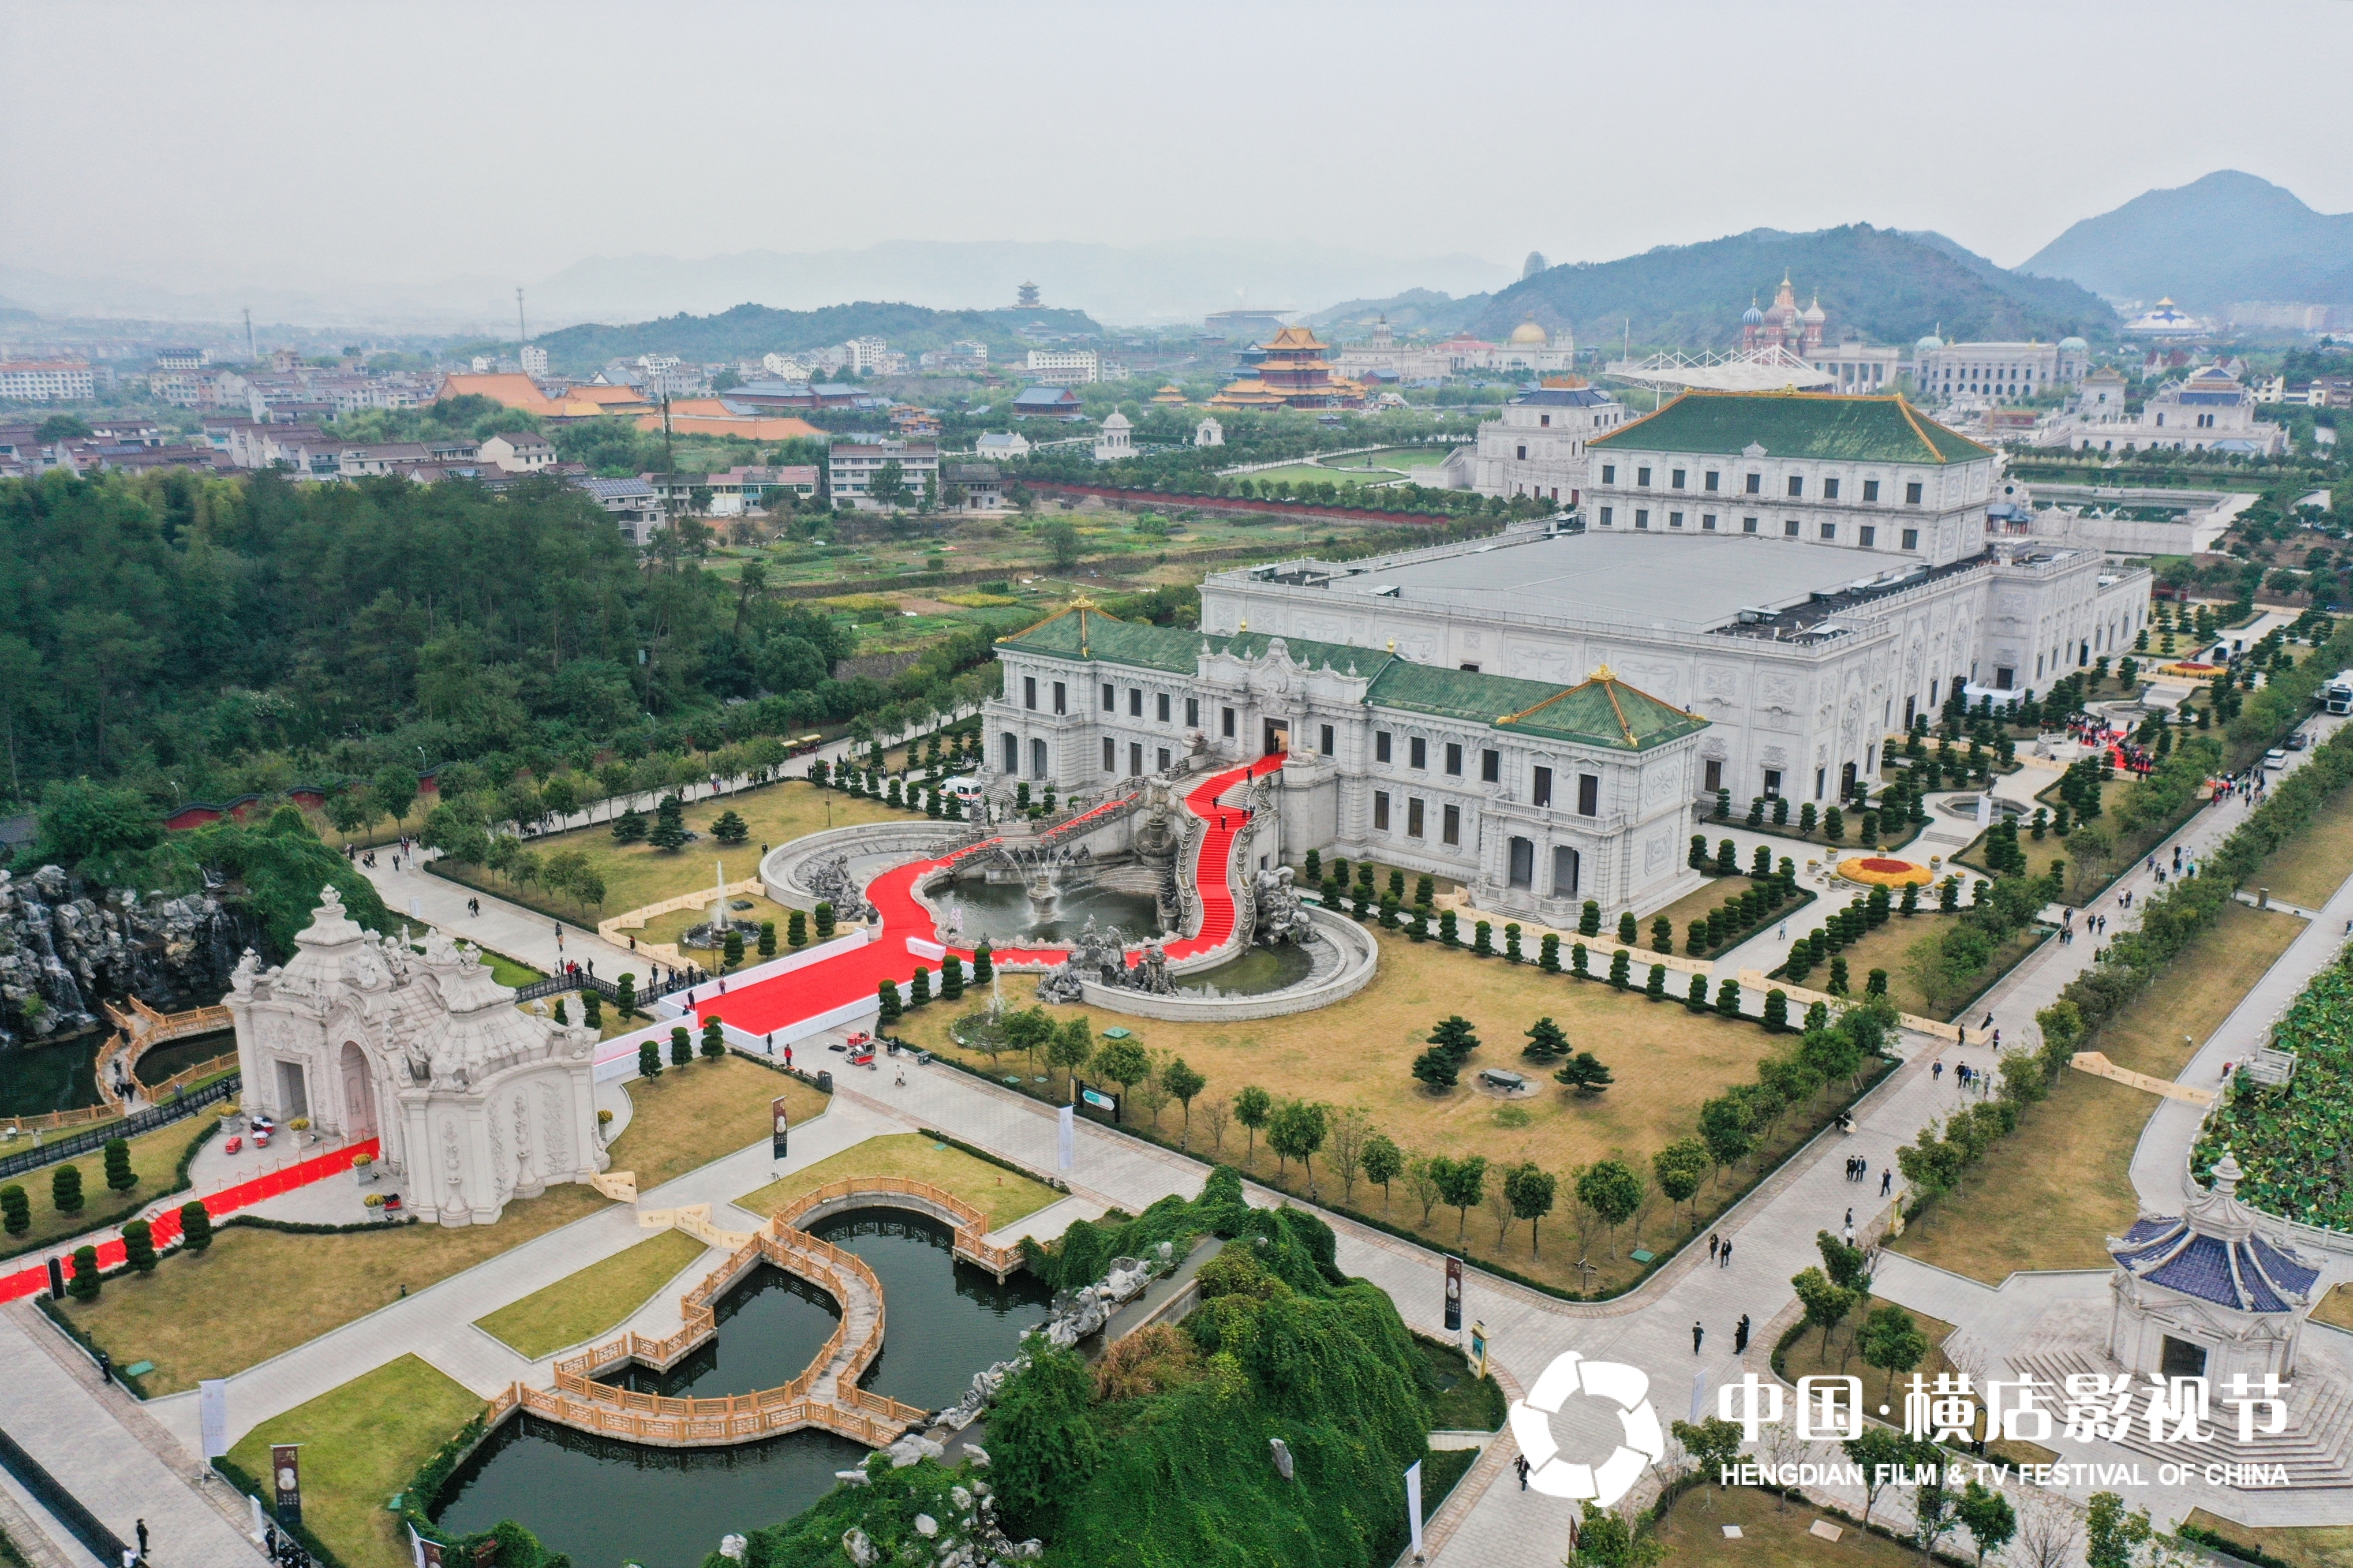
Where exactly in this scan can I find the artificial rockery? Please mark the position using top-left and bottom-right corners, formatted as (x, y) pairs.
(692, 1167), (1440, 1568)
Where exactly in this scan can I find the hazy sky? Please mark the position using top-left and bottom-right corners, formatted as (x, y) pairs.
(5, 0), (2351, 294)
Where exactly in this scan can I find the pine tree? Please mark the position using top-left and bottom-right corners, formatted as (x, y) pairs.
(649, 796), (689, 851)
(1608, 949), (1631, 989)
(878, 979), (903, 1024)
(1555, 1051), (1614, 1093)
(639, 1039), (663, 1079)
(701, 1016), (726, 1061)
(1715, 979), (1742, 1017)
(941, 955), (965, 1000)
(52, 1163), (83, 1214)
(910, 967), (932, 1006)
(178, 1199), (212, 1253)
(611, 808), (648, 844)
(122, 1217), (157, 1274)
(68, 1244), (100, 1300)
(103, 1137), (136, 1193)
(0, 1184), (28, 1235)
(1538, 932), (1560, 972)
(758, 921), (777, 959)
(1763, 988), (1789, 1032)
(583, 990), (603, 1029)
(814, 901), (836, 940)
(972, 941), (993, 984)
(1428, 1016), (1481, 1061)
(670, 1027), (692, 1069)
(723, 929), (745, 970)
(711, 810), (749, 844)
(1522, 1017), (1570, 1062)
(616, 972), (638, 1018)
(1645, 963), (1667, 1000)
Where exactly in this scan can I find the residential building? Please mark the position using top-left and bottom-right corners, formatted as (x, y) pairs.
(574, 475), (665, 545)
(1026, 348), (1100, 386)
(478, 432), (556, 471)
(940, 462), (1007, 511)
(1468, 381), (1628, 504)
(826, 440), (940, 509)
(702, 465), (819, 515)
(0, 360), (95, 401)
(1093, 410), (1135, 463)
(154, 346), (210, 371)
(762, 352), (813, 381)
(1915, 337), (2090, 405)
(973, 431), (1031, 462)
(519, 345), (549, 378)
(336, 441), (433, 477)
(1012, 386), (1085, 420)
(983, 605), (1710, 924)
(1192, 390), (2150, 826)
(2037, 365), (2285, 456)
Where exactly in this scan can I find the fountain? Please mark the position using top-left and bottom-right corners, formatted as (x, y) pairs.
(679, 860), (753, 951)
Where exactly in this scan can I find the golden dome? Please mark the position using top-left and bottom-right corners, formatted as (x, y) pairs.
(1509, 315), (1550, 347)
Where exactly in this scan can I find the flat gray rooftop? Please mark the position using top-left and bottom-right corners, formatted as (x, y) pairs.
(1284, 530), (1911, 633)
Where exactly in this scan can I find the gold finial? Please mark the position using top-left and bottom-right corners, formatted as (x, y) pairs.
(1592, 663), (1615, 682)
(1238, 619), (1247, 633)
(1069, 592), (1098, 611)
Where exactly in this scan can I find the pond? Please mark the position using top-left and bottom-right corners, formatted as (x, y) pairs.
(930, 877), (1161, 948)
(433, 1206), (1053, 1567)
(0, 1028), (240, 1120)
(1178, 940), (1316, 997)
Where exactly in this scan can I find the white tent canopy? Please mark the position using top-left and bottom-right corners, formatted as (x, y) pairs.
(1600, 343), (1835, 393)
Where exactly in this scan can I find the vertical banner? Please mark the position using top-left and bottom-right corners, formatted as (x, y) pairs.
(198, 1379), (229, 1459)
(1057, 1104), (1074, 1171)
(1471, 1320), (1487, 1379)
(1405, 1459), (1424, 1558)
(271, 1444), (303, 1525)
(1443, 1256), (1463, 1332)
(770, 1096), (790, 1160)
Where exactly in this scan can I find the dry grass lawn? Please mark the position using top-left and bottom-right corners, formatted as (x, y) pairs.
(1, 1114), (217, 1259)
(1779, 1294), (2057, 1466)
(1795, 911), (2047, 1020)
(226, 1354), (484, 1568)
(607, 1055), (829, 1188)
(736, 1131), (1060, 1233)
(473, 1227), (711, 1358)
(1652, 1484), (1920, 1567)
(2253, 785), (2353, 909)
(435, 779), (900, 920)
(1892, 901), (2303, 1282)
(62, 1184), (611, 1394)
(2182, 1509), (2353, 1568)
(2313, 1283), (2353, 1333)
(896, 929), (1815, 1294)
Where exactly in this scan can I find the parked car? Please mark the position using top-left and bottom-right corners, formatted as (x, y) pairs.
(2263, 749), (2288, 770)
(2287, 731), (2310, 751)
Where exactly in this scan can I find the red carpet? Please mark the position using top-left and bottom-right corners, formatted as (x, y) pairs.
(0, 1137), (381, 1303)
(694, 757), (1280, 1036)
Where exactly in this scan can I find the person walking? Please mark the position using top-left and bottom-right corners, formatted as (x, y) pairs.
(1692, 1321), (1705, 1354)
(1880, 1168), (1894, 1197)
(1515, 1454), (1531, 1490)
(1718, 1237), (1733, 1268)
(134, 1521), (148, 1562)
(1734, 1315), (1751, 1355)
(1708, 1233), (1720, 1263)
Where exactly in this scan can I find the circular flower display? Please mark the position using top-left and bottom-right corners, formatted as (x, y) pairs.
(2158, 661), (2228, 678)
(1839, 856), (1933, 887)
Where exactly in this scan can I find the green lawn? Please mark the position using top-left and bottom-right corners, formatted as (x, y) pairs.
(0, 1115), (216, 1262)
(227, 1354), (484, 1568)
(473, 1228), (710, 1358)
(736, 1132), (1060, 1233)
(606, 1056), (830, 1189)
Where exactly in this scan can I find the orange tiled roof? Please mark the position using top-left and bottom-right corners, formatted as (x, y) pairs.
(435, 372), (561, 417)
(634, 411), (827, 440)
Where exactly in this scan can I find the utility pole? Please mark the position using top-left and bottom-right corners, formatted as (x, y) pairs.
(516, 286), (528, 347)
(244, 307), (256, 362)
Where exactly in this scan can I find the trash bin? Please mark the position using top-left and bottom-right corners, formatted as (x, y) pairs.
(817, 1070), (833, 1094)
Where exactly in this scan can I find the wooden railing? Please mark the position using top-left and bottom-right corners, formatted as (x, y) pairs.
(768, 1174), (1024, 1279)
(93, 1000), (235, 1113)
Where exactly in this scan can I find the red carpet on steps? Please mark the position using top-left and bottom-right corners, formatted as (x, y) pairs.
(695, 756), (1280, 1037)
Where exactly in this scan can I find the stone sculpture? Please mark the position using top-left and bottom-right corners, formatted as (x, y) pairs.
(1250, 866), (1314, 946)
(803, 854), (876, 923)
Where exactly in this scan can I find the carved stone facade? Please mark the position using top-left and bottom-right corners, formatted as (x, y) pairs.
(227, 888), (605, 1227)
(2107, 1153), (2320, 1385)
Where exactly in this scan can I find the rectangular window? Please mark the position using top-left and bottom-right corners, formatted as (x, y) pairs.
(1052, 681), (1066, 714)
(1577, 773), (1600, 817)
(1128, 688), (1142, 717)
(1157, 746), (1171, 772)
(1599, 463), (1615, 484)
(1102, 682), (1115, 711)
(1409, 736), (1427, 770)
(1745, 473), (1761, 494)
(1763, 769), (1782, 798)
(1532, 765), (1553, 807)
(1669, 511), (1684, 528)
(1785, 519), (1800, 537)
(1023, 676), (1037, 710)
(1906, 481), (1924, 504)
(1480, 749), (1500, 783)
(1704, 470), (1720, 492)
(1221, 706), (1236, 738)
(1862, 479), (1880, 502)
(1901, 527), (1919, 551)
(1820, 522), (1836, 541)
(1701, 514), (1717, 530)
(1129, 742), (1143, 776)
(1636, 466), (1651, 487)
(1444, 742), (1462, 776)
(1742, 516), (1759, 534)
(1441, 803), (1461, 846)
(1508, 836), (1534, 888)
(1320, 724), (1334, 755)
(1670, 468), (1686, 489)
(1155, 692), (1170, 723)
(1599, 506), (1613, 526)
(1635, 508), (1649, 529)
(1516, 444), (1527, 460)
(1373, 791), (1390, 830)
(1859, 525), (1876, 548)
(1787, 476), (1804, 497)
(1375, 730), (1392, 763)
(1552, 844), (1580, 896)
(1185, 697), (1199, 728)
(1102, 738), (1116, 772)
(1408, 798), (1425, 837)
(1823, 477), (1840, 500)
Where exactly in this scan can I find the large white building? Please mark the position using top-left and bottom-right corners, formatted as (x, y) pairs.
(1915, 336), (2090, 405)
(1025, 348), (1101, 386)
(1466, 382), (1628, 504)
(983, 605), (1711, 924)
(0, 360), (95, 402)
(826, 440), (941, 508)
(1194, 392), (2149, 821)
(2038, 366), (2286, 457)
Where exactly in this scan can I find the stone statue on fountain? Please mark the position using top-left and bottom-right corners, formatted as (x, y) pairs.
(1037, 917), (1177, 1003)
(1250, 866), (1314, 946)
(803, 854), (874, 923)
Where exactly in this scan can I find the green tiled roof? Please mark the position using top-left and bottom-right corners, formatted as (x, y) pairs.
(1590, 390), (1990, 465)
(996, 609), (1705, 752)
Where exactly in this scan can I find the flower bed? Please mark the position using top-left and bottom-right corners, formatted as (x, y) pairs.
(1836, 856), (1934, 888)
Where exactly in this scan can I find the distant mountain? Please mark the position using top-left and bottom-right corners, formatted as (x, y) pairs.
(528, 301), (1105, 376)
(2019, 170), (2353, 309)
(1472, 224), (2112, 351)
(1306, 288), (1492, 338)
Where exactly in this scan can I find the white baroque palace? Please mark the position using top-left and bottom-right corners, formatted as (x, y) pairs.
(228, 888), (606, 1226)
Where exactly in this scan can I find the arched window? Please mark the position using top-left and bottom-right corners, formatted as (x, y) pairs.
(1030, 738), (1048, 779)
(1001, 732), (1019, 774)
